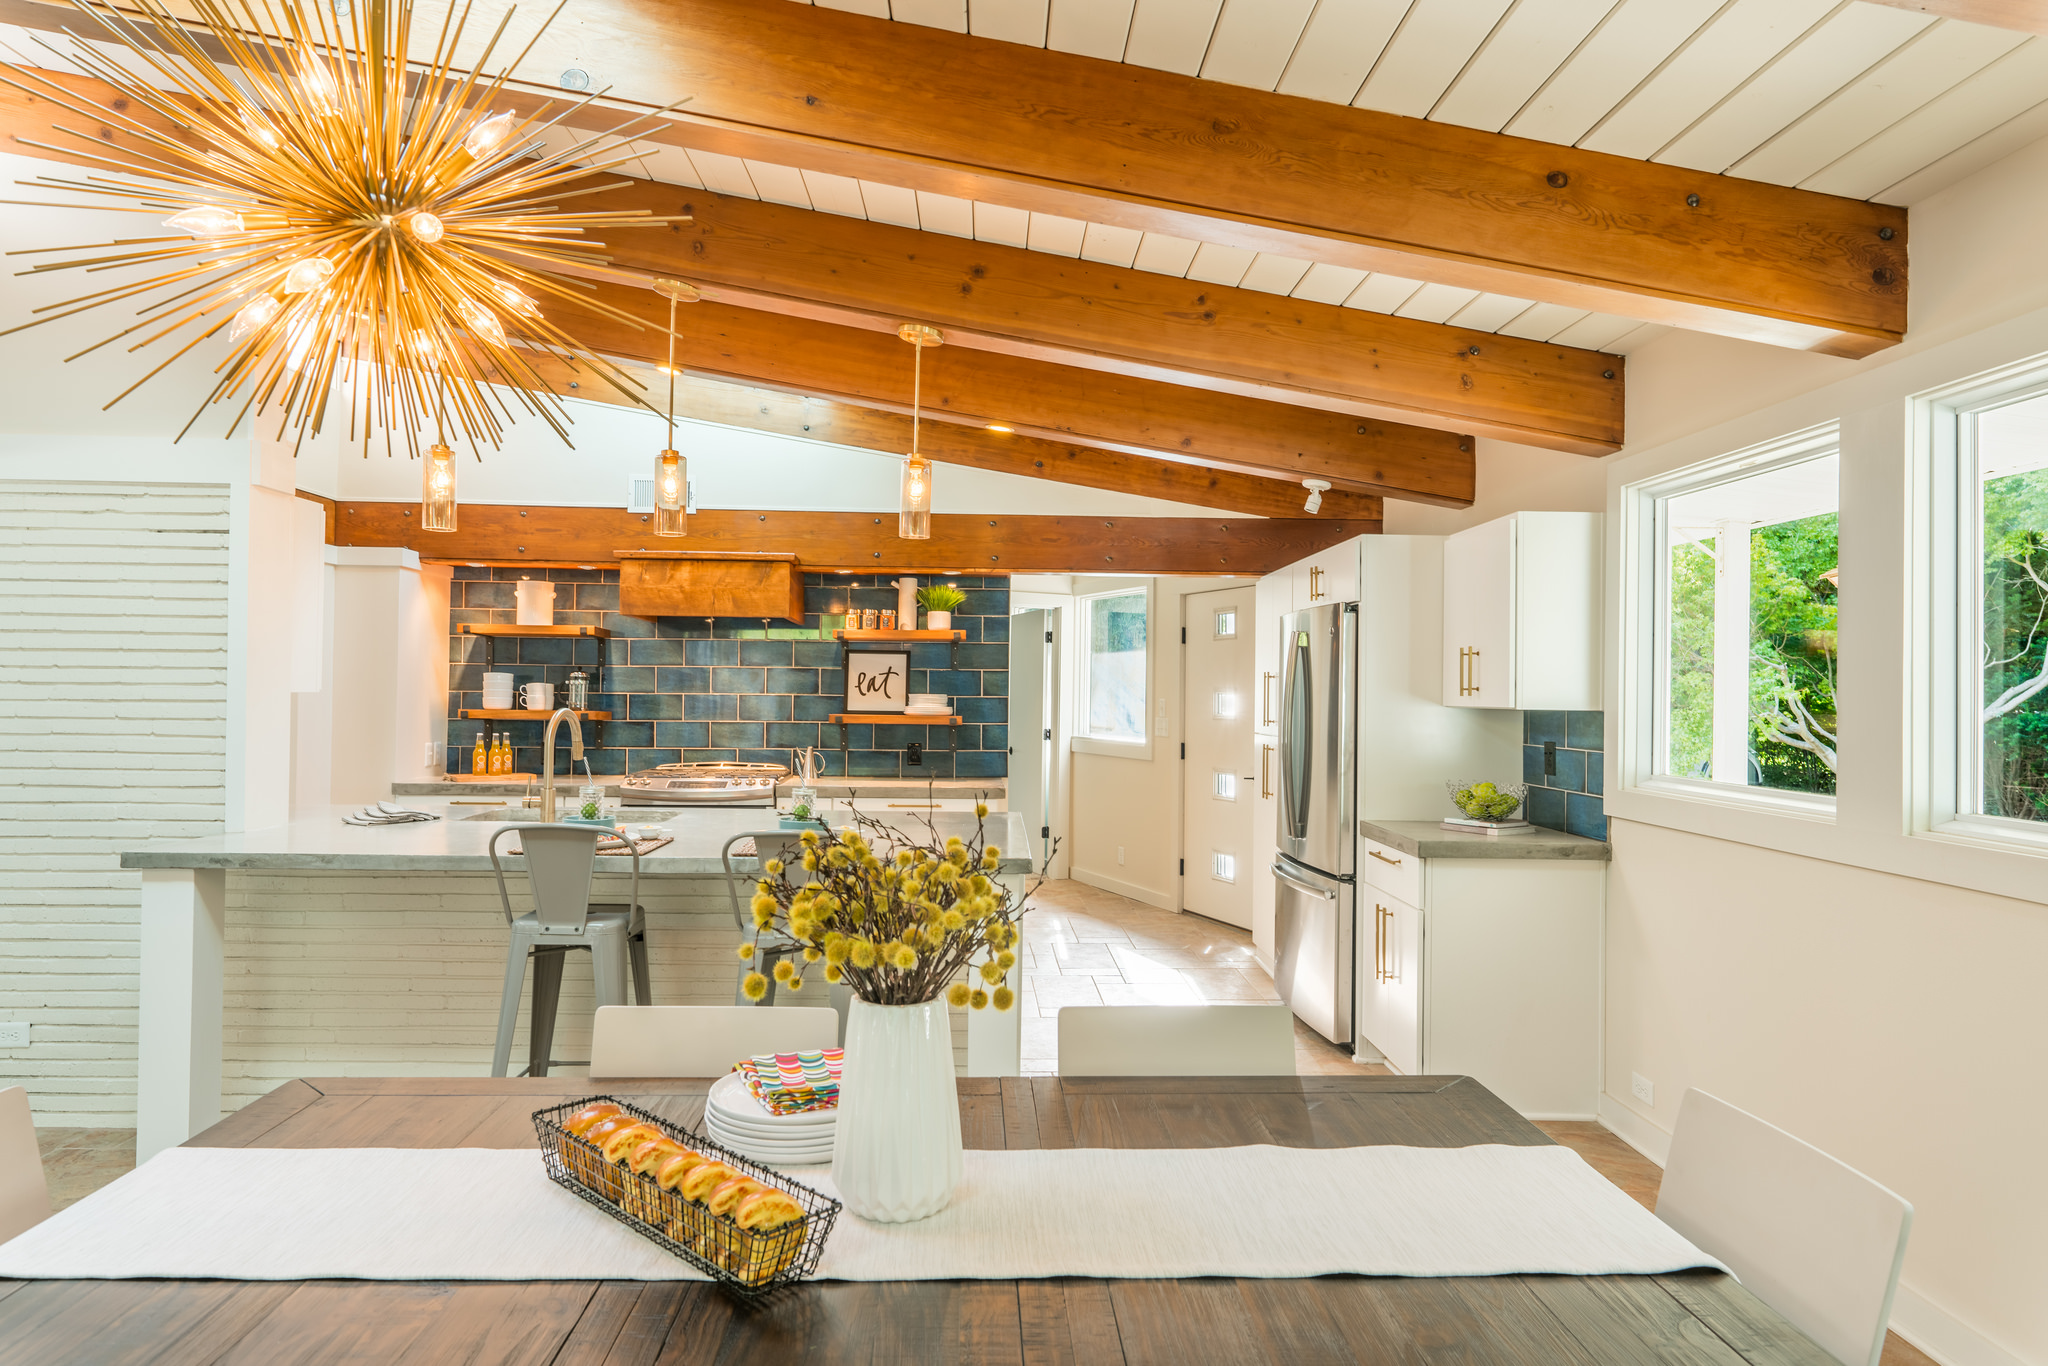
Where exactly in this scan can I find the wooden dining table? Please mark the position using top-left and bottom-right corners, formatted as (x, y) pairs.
(0, 1074), (1832, 1365)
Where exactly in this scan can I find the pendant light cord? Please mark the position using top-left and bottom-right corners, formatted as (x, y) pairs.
(912, 338), (922, 456)
(665, 292), (677, 445)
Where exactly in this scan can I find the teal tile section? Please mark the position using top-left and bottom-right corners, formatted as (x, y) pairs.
(449, 572), (1010, 778)
(1520, 710), (1605, 839)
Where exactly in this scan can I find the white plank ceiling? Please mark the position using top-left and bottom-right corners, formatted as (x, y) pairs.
(9, 2), (2046, 359)
(710, 0), (2048, 354)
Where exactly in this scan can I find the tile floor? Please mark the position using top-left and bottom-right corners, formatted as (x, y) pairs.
(16, 880), (1940, 1364)
(1016, 878), (1365, 1077)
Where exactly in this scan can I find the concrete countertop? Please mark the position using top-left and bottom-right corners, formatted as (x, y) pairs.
(394, 778), (1008, 799)
(1359, 818), (1610, 862)
(118, 802), (1036, 874)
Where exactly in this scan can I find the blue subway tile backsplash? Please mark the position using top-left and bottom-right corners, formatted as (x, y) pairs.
(1523, 710), (1606, 840)
(447, 570), (1009, 779)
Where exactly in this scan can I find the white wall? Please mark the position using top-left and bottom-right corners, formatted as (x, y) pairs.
(1385, 128), (2048, 1366)
(0, 483), (229, 1125)
(329, 549), (453, 803)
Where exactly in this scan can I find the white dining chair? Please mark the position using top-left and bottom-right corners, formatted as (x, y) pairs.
(589, 1005), (841, 1078)
(1057, 1004), (1296, 1077)
(0, 1086), (53, 1244)
(1657, 1089), (1912, 1366)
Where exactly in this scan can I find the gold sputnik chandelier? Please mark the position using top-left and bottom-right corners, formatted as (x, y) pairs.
(1, 0), (682, 455)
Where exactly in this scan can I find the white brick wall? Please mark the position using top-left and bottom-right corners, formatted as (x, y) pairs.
(222, 870), (970, 1105)
(0, 482), (229, 1125)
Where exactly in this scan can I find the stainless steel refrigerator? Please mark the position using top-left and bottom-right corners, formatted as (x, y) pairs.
(1271, 600), (1357, 1046)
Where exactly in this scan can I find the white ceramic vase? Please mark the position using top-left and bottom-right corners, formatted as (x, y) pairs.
(925, 610), (952, 632)
(831, 997), (962, 1223)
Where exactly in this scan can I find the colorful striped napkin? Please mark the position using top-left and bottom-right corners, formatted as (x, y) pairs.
(734, 1047), (843, 1116)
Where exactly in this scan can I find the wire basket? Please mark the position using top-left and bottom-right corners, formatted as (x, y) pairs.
(533, 1094), (841, 1301)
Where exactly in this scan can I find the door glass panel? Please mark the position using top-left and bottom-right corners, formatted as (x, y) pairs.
(1212, 852), (1236, 881)
(1213, 771), (1236, 801)
(1213, 689), (1237, 718)
(1214, 609), (1236, 637)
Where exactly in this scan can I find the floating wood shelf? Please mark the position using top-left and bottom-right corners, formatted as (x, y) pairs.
(833, 629), (965, 642)
(457, 624), (612, 639)
(460, 709), (613, 721)
(828, 714), (963, 726)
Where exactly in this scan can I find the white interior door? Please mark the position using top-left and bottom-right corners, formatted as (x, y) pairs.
(1182, 586), (1256, 928)
(1007, 609), (1056, 867)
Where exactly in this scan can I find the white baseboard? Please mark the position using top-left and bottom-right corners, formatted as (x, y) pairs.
(1069, 866), (1175, 911)
(1888, 1284), (2033, 1366)
(1597, 1092), (1672, 1167)
(1589, 1100), (2026, 1366)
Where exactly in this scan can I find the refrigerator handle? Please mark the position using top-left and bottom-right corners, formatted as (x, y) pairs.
(1271, 862), (1337, 900)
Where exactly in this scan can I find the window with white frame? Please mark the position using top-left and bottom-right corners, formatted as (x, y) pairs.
(1638, 431), (1841, 799)
(1080, 588), (1148, 745)
(1960, 386), (2048, 825)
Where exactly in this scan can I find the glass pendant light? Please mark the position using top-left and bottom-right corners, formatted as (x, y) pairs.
(421, 443), (458, 532)
(651, 279), (699, 537)
(898, 323), (943, 541)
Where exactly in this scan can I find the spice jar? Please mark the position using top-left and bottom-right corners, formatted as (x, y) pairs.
(879, 610), (897, 631)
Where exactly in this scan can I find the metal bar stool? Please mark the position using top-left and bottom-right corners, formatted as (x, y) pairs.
(489, 824), (652, 1077)
(722, 830), (852, 1044)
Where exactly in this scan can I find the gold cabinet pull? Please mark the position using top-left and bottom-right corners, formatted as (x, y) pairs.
(1261, 671), (1275, 726)
(1374, 904), (1387, 982)
(1260, 744), (1274, 798)
(1368, 849), (1402, 867)
(1458, 646), (1481, 697)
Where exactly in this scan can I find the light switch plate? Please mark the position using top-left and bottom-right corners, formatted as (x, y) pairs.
(424, 741), (440, 766)
(0, 1022), (29, 1047)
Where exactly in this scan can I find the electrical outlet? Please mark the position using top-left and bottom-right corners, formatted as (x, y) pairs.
(1116, 846), (1125, 866)
(1630, 1072), (1655, 1106)
(0, 1022), (29, 1047)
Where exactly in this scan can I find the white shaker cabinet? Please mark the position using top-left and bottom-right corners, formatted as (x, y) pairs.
(1355, 823), (1606, 1119)
(1441, 511), (1602, 710)
(1252, 569), (1292, 736)
(1292, 540), (1360, 610)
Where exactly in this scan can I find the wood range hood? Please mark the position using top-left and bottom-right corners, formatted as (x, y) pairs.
(615, 551), (806, 624)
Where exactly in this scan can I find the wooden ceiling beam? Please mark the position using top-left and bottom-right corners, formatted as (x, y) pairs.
(0, 0), (1900, 355)
(528, 291), (1475, 507)
(0, 65), (1616, 453)
(332, 502), (1377, 576)
(510, 353), (1386, 521)
(575, 186), (1622, 455)
(1858, 2), (2048, 36)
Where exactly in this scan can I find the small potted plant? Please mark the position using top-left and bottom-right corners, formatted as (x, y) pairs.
(917, 583), (966, 631)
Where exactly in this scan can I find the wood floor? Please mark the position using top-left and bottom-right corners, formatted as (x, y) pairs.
(25, 879), (1939, 1365)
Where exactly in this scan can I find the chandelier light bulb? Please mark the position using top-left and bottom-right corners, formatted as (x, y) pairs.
(281, 257), (334, 294)
(653, 449), (687, 537)
(404, 211), (445, 244)
(494, 282), (540, 318)
(457, 298), (505, 347)
(421, 443), (458, 533)
(165, 205), (244, 237)
(239, 109), (280, 150)
(410, 328), (441, 365)
(225, 294), (281, 344)
(462, 110), (516, 160)
(297, 59), (339, 115)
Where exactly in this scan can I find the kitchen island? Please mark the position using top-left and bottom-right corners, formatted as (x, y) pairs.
(119, 802), (1036, 1160)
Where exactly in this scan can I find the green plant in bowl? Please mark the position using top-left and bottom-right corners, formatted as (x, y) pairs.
(917, 584), (967, 613)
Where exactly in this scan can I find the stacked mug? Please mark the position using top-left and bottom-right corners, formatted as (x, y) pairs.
(481, 672), (515, 709)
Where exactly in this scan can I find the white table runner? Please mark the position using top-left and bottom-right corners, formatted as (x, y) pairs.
(0, 1145), (1721, 1282)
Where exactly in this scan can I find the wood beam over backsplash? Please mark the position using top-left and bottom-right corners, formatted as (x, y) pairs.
(333, 503), (1379, 576)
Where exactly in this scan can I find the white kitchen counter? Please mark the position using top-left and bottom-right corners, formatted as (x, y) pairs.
(119, 803), (1034, 875)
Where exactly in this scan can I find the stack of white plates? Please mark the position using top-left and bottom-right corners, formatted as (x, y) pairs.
(904, 692), (953, 717)
(481, 671), (515, 709)
(704, 1071), (837, 1168)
